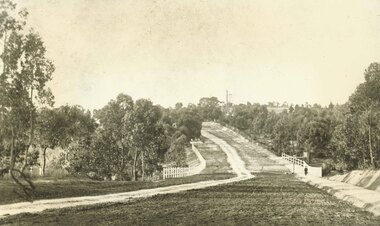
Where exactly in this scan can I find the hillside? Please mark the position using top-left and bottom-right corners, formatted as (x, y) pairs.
(329, 170), (380, 192)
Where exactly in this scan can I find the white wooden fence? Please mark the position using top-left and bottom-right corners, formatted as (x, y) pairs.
(163, 142), (206, 179)
(281, 153), (322, 177)
(282, 153), (305, 167)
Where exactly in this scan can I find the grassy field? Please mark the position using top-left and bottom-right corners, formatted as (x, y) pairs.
(185, 146), (199, 164)
(2, 173), (379, 226)
(0, 139), (234, 205)
(204, 127), (288, 173)
(0, 173), (234, 205)
(197, 138), (232, 174)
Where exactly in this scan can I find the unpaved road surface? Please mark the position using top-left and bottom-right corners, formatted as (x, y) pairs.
(202, 122), (289, 173)
(301, 175), (380, 216)
(3, 173), (380, 225)
(201, 130), (252, 177)
(0, 124), (253, 218)
(0, 176), (251, 218)
(203, 123), (380, 217)
(2, 123), (380, 225)
(196, 137), (232, 174)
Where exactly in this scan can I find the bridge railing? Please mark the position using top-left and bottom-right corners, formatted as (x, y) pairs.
(163, 142), (206, 180)
(282, 153), (305, 167)
(281, 153), (322, 177)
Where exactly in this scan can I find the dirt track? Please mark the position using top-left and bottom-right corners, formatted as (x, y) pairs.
(2, 122), (380, 224)
(0, 124), (253, 218)
(4, 173), (380, 225)
(3, 122), (378, 220)
(202, 122), (289, 173)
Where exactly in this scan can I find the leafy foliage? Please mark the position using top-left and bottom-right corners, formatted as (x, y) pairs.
(220, 63), (380, 172)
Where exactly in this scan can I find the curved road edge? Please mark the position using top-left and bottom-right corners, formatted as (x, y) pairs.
(201, 130), (252, 177)
(0, 129), (253, 219)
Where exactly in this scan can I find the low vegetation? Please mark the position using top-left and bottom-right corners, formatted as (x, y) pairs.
(0, 0), (379, 213)
(198, 64), (380, 175)
(196, 138), (232, 174)
(0, 173), (233, 205)
(0, 3), (205, 203)
(1, 173), (379, 225)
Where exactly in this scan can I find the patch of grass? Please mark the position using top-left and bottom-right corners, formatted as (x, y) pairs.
(0, 136), (235, 205)
(0, 173), (234, 205)
(1, 173), (379, 226)
(197, 138), (232, 174)
(185, 147), (198, 165)
(206, 129), (286, 172)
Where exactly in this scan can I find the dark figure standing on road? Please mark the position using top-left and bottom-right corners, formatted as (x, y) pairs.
(304, 166), (308, 176)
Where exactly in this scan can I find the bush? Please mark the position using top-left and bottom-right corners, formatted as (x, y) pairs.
(45, 168), (70, 179)
(321, 159), (335, 176)
(0, 167), (9, 177)
(2, 172), (12, 180)
(334, 161), (349, 173)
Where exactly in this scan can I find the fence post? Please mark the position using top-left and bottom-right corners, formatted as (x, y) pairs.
(162, 143), (205, 179)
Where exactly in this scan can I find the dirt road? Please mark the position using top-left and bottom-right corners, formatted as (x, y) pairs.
(202, 122), (380, 217)
(2, 123), (380, 225)
(0, 124), (253, 218)
(202, 122), (289, 173)
(3, 173), (380, 225)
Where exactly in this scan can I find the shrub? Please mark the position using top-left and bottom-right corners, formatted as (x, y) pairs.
(321, 159), (335, 176)
(0, 167), (9, 177)
(334, 161), (349, 173)
(45, 168), (70, 179)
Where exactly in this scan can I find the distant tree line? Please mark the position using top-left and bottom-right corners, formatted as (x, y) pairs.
(198, 63), (380, 172)
(0, 1), (204, 182)
(61, 95), (202, 181)
(1, 0), (379, 186)
(0, 91), (203, 181)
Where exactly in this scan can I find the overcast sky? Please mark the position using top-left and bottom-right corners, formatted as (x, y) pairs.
(15, 0), (380, 110)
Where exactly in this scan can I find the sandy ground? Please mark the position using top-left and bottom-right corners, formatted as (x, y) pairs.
(0, 125), (253, 219)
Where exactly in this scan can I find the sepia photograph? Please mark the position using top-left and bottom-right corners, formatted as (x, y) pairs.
(0, 0), (380, 225)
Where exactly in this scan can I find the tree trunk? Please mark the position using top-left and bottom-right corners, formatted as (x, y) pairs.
(42, 147), (47, 176)
(291, 140), (295, 156)
(9, 126), (15, 174)
(120, 146), (126, 177)
(132, 151), (139, 181)
(307, 144), (311, 164)
(2, 32), (7, 74)
(141, 150), (145, 181)
(24, 71), (35, 168)
(4, 34), (12, 174)
(368, 125), (375, 167)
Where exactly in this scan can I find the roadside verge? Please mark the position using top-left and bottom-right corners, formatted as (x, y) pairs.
(300, 175), (380, 216)
(0, 128), (253, 218)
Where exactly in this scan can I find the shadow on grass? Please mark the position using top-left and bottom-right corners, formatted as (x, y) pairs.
(2, 173), (380, 226)
(0, 173), (234, 205)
